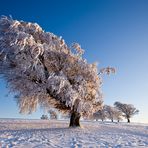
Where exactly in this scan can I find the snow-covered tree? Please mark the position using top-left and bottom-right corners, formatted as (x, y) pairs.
(93, 106), (106, 121)
(104, 105), (116, 122)
(114, 102), (139, 123)
(0, 16), (115, 127)
(48, 109), (58, 119)
(112, 108), (123, 122)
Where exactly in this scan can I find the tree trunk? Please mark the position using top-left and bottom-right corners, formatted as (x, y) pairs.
(69, 111), (81, 127)
(127, 118), (130, 123)
(111, 119), (113, 122)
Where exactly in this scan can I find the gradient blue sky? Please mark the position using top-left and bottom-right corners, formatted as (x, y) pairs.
(0, 0), (148, 123)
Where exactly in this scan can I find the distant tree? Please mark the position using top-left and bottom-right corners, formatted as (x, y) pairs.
(104, 105), (116, 122)
(114, 102), (139, 123)
(48, 109), (58, 119)
(93, 106), (106, 121)
(41, 114), (48, 120)
(113, 108), (123, 122)
(0, 16), (115, 127)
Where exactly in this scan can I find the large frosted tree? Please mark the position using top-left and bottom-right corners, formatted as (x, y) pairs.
(0, 16), (114, 127)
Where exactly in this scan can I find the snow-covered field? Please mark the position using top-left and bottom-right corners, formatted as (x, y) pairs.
(0, 119), (147, 148)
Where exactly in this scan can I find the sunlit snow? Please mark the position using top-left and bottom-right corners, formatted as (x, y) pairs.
(0, 119), (147, 147)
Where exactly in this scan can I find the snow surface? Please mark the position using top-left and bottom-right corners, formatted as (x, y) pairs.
(0, 119), (148, 148)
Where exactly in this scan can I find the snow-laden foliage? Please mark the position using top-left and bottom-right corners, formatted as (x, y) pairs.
(0, 16), (105, 117)
(114, 102), (139, 123)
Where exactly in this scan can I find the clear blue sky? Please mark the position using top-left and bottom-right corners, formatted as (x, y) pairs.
(0, 0), (148, 123)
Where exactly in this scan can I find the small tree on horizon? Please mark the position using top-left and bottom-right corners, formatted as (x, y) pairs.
(0, 16), (115, 127)
(41, 114), (48, 120)
(114, 101), (139, 123)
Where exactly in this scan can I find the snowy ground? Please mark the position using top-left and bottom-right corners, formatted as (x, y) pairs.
(0, 119), (148, 148)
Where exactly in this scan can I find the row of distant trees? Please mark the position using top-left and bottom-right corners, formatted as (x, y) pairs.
(41, 101), (139, 123)
(92, 102), (139, 123)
